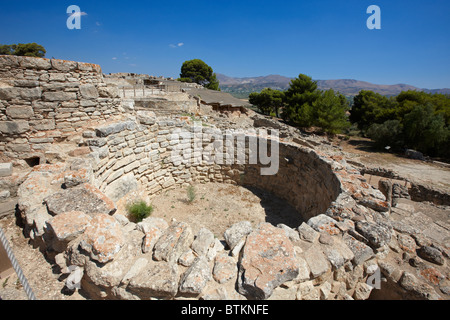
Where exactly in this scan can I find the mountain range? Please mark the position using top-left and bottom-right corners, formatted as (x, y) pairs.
(216, 73), (450, 98)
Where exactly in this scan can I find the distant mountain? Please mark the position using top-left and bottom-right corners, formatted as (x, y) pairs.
(216, 73), (450, 98)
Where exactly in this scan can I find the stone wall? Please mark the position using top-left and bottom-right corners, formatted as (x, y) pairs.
(0, 55), (123, 161)
(85, 117), (341, 224)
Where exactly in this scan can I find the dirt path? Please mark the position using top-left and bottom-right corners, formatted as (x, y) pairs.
(0, 216), (85, 300)
(337, 137), (450, 191)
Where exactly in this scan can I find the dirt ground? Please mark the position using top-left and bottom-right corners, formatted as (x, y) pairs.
(337, 136), (450, 191)
(0, 215), (85, 300)
(149, 183), (302, 237)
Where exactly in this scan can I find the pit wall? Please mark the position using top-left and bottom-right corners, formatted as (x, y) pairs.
(0, 55), (124, 161)
(88, 118), (341, 224)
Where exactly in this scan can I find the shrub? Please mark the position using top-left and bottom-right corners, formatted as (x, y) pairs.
(186, 185), (196, 204)
(127, 200), (153, 222)
(366, 119), (403, 149)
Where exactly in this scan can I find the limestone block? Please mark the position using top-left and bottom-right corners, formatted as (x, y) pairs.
(0, 120), (29, 134)
(343, 234), (375, 265)
(95, 121), (136, 137)
(80, 84), (99, 99)
(153, 221), (194, 263)
(237, 223), (299, 300)
(46, 211), (92, 242)
(43, 91), (77, 101)
(80, 213), (124, 263)
(29, 119), (56, 131)
(223, 220), (252, 250)
(127, 260), (179, 299)
(19, 56), (52, 70)
(179, 256), (212, 295)
(213, 253), (237, 284)
(303, 244), (330, 278)
(298, 222), (320, 243)
(44, 183), (116, 217)
(6, 105), (34, 119)
(51, 59), (77, 72)
(307, 214), (340, 235)
(0, 163), (13, 177)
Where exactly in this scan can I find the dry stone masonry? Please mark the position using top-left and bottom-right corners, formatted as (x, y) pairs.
(1, 56), (449, 300)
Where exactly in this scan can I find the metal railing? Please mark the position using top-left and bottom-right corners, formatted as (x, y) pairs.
(119, 85), (184, 98)
(0, 227), (37, 300)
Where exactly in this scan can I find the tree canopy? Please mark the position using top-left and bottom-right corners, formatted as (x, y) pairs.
(352, 90), (450, 158)
(281, 74), (350, 133)
(178, 59), (220, 90)
(0, 43), (46, 58)
(249, 88), (284, 117)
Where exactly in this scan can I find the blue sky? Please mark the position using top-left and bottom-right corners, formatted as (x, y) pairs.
(1, 0), (449, 89)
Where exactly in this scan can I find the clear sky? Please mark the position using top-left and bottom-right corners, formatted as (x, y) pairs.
(1, 0), (449, 89)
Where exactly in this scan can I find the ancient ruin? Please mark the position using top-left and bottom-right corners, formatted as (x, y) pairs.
(0, 55), (449, 300)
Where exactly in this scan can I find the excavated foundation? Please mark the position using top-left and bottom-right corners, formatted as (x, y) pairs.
(2, 55), (448, 301)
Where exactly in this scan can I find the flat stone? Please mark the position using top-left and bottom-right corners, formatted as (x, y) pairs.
(191, 228), (215, 256)
(0, 120), (29, 134)
(418, 246), (445, 266)
(95, 121), (136, 138)
(343, 234), (375, 265)
(358, 197), (390, 213)
(80, 214), (125, 264)
(0, 163), (13, 177)
(294, 255), (311, 283)
(127, 260), (179, 299)
(46, 211), (92, 242)
(43, 91), (77, 101)
(79, 84), (99, 99)
(179, 256), (212, 295)
(237, 223), (299, 300)
(213, 253), (237, 284)
(44, 183), (116, 218)
(223, 221), (252, 250)
(303, 244), (330, 278)
(298, 222), (319, 243)
(353, 282), (374, 300)
(397, 234), (417, 253)
(277, 224), (300, 242)
(104, 173), (138, 203)
(6, 106), (34, 119)
(153, 221), (194, 263)
(307, 214), (340, 235)
(355, 221), (392, 248)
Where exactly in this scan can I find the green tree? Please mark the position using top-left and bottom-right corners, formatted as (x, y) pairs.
(350, 90), (397, 132)
(312, 89), (350, 134)
(366, 120), (404, 149)
(249, 88), (284, 117)
(0, 43), (46, 58)
(402, 104), (449, 156)
(282, 74), (320, 127)
(178, 59), (220, 90)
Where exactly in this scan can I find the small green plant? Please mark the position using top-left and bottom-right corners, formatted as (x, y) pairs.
(186, 185), (196, 204)
(126, 200), (154, 223)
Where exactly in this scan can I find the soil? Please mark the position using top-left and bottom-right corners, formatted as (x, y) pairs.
(337, 136), (450, 191)
(148, 183), (303, 237)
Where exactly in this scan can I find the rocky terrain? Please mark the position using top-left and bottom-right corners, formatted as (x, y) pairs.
(0, 55), (449, 301)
